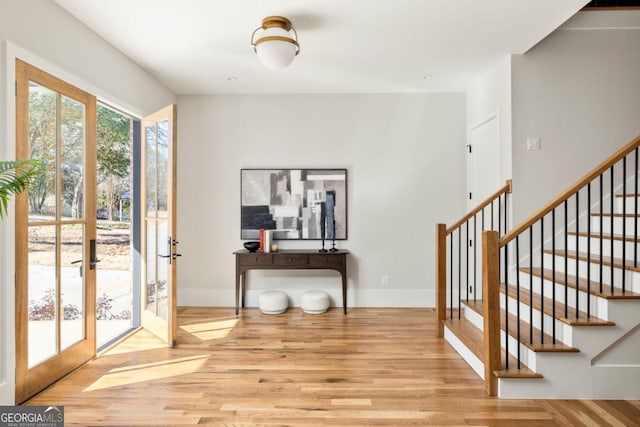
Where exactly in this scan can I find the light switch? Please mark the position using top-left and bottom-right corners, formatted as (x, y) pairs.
(527, 137), (541, 151)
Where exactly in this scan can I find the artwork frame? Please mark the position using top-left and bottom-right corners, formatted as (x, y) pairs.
(241, 168), (347, 240)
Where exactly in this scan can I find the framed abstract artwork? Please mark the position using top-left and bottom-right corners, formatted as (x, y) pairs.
(241, 168), (347, 240)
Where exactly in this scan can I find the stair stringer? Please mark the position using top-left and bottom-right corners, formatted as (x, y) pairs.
(442, 325), (484, 380)
(498, 299), (640, 398)
(585, 302), (640, 398)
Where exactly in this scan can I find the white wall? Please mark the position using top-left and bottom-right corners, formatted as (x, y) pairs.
(511, 10), (640, 224)
(466, 56), (512, 187)
(0, 0), (175, 404)
(177, 94), (466, 310)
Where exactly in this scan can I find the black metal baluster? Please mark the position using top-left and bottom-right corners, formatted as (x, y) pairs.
(552, 209), (556, 343)
(516, 236), (521, 369)
(587, 183), (591, 319)
(474, 215), (477, 303)
(565, 200), (569, 316)
(540, 217), (544, 344)
(450, 234), (453, 320)
(633, 147), (638, 268)
(623, 156), (627, 293)
(505, 192), (509, 236)
(499, 195), (502, 235)
(611, 165), (614, 295)
(504, 244), (509, 370)
(529, 226), (533, 345)
(491, 201), (494, 229)
(576, 191), (579, 316)
(466, 220), (470, 303)
(458, 228), (462, 318)
(600, 174), (604, 294)
(482, 208), (486, 232)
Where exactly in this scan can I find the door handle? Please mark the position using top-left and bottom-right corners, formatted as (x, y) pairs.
(89, 239), (100, 270)
(172, 253), (182, 260)
(71, 259), (83, 277)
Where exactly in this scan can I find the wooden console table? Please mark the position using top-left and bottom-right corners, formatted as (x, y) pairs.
(233, 249), (349, 315)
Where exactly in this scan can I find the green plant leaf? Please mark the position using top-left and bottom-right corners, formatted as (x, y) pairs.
(0, 159), (45, 219)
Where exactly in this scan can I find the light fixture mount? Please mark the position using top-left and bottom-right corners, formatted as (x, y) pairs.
(251, 16), (300, 69)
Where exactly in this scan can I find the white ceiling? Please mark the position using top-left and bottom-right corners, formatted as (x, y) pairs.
(53, 0), (589, 95)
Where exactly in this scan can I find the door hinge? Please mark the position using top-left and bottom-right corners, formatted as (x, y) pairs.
(467, 144), (472, 154)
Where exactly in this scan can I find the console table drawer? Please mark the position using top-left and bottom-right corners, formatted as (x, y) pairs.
(273, 254), (308, 266)
(309, 255), (344, 268)
(239, 254), (273, 266)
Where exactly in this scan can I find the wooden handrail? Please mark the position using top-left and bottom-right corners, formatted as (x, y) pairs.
(500, 134), (640, 247)
(446, 180), (512, 234)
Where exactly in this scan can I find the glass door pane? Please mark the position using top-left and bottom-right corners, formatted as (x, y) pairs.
(27, 83), (57, 222)
(60, 224), (85, 351)
(15, 59), (96, 403)
(145, 219), (157, 313)
(140, 105), (177, 347)
(27, 225), (57, 368)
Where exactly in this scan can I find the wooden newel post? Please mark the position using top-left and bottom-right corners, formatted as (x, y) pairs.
(482, 230), (500, 396)
(435, 223), (447, 337)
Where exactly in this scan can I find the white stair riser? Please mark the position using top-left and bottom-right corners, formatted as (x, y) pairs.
(501, 294), (573, 346)
(501, 330), (537, 372)
(591, 215), (640, 234)
(541, 252), (640, 292)
(569, 234), (639, 259)
(462, 302), (484, 331)
(616, 196), (640, 214)
(518, 270), (610, 319)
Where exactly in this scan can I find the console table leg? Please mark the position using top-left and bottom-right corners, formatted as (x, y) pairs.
(235, 275), (240, 315)
(342, 272), (347, 315)
(241, 272), (246, 308)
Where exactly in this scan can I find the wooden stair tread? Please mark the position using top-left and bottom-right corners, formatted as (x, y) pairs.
(463, 301), (578, 353)
(495, 366), (543, 379)
(442, 316), (483, 361)
(545, 248), (640, 273)
(568, 230), (640, 243)
(615, 193), (640, 198)
(501, 283), (615, 327)
(442, 315), (542, 379)
(527, 259), (640, 299)
(591, 212), (640, 218)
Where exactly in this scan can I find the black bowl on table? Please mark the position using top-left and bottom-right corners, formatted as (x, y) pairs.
(243, 241), (260, 252)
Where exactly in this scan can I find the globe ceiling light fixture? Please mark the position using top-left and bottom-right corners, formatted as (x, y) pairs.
(251, 16), (300, 69)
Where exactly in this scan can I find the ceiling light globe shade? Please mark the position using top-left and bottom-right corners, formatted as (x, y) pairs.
(255, 40), (298, 69)
(253, 22), (299, 69)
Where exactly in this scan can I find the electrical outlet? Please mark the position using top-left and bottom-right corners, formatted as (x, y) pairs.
(381, 275), (390, 288)
(526, 137), (541, 151)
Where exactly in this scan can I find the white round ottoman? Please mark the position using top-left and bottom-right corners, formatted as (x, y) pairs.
(301, 290), (330, 314)
(259, 290), (288, 314)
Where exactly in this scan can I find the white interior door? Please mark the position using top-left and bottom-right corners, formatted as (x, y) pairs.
(468, 114), (501, 210)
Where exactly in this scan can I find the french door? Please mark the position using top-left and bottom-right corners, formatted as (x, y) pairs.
(15, 60), (97, 402)
(140, 105), (178, 347)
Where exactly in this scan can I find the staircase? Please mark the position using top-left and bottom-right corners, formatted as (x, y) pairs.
(436, 136), (640, 399)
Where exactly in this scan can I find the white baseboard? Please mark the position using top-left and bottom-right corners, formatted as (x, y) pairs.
(178, 288), (435, 308)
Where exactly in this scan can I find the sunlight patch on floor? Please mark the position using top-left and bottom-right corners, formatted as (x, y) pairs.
(83, 354), (209, 391)
(101, 329), (168, 355)
(179, 318), (239, 341)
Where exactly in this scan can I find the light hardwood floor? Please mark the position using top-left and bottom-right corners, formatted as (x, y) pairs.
(27, 307), (640, 426)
